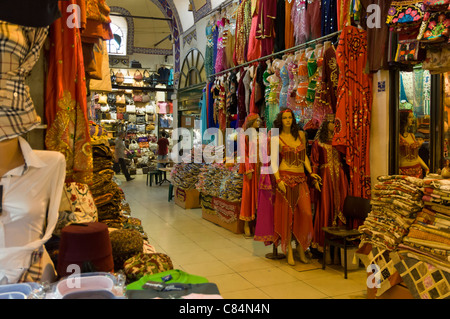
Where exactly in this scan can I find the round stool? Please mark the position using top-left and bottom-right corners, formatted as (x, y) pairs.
(57, 222), (114, 277)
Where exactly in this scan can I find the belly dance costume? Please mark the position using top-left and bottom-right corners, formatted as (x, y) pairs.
(399, 133), (422, 178)
(274, 136), (314, 254)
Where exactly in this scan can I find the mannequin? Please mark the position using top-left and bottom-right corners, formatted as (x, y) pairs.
(0, 16), (66, 284)
(310, 114), (348, 263)
(239, 113), (263, 237)
(271, 108), (321, 265)
(399, 110), (429, 178)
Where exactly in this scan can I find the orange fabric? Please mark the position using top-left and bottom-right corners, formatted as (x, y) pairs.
(337, 0), (351, 30)
(274, 171), (313, 253)
(285, 0), (295, 49)
(45, 0), (93, 185)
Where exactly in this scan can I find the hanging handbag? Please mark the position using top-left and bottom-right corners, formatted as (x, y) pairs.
(117, 105), (126, 113)
(136, 107), (146, 115)
(146, 123), (155, 131)
(136, 115), (146, 124)
(100, 104), (110, 112)
(107, 93), (116, 105)
(133, 93), (143, 102)
(128, 113), (137, 123)
(117, 112), (124, 120)
(141, 93), (150, 103)
(123, 71), (134, 85)
(134, 70), (143, 81)
(110, 69), (116, 84)
(423, 0), (450, 11)
(395, 39), (425, 64)
(129, 140), (139, 150)
(116, 94), (126, 105)
(98, 93), (108, 104)
(145, 102), (155, 114)
(143, 70), (152, 86)
(126, 104), (136, 113)
(137, 124), (146, 133)
(387, 1), (425, 32)
(116, 70), (124, 84)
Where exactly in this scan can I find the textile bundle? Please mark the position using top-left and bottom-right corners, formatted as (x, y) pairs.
(359, 175), (424, 251)
(196, 163), (243, 203)
(171, 163), (203, 190)
(356, 175), (423, 297)
(397, 179), (450, 275)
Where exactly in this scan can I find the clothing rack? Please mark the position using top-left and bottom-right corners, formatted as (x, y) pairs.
(209, 30), (342, 79)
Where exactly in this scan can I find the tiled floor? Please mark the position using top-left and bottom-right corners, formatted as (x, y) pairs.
(118, 174), (368, 299)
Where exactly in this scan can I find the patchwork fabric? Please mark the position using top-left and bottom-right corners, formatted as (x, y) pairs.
(356, 243), (403, 297)
(123, 252), (174, 284)
(393, 254), (450, 299)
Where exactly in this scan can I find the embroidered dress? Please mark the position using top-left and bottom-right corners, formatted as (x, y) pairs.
(205, 21), (215, 78)
(215, 19), (226, 73)
(256, 0), (277, 57)
(296, 53), (309, 113)
(332, 26), (372, 199)
(293, 0), (308, 44)
(279, 64), (290, 109)
(287, 61), (298, 109)
(45, 0), (93, 185)
(322, 0), (338, 36)
(399, 133), (423, 178)
(273, 136), (313, 253)
(247, 0), (262, 61)
(310, 139), (348, 252)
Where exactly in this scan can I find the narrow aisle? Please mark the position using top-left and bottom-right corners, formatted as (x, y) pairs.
(118, 175), (368, 299)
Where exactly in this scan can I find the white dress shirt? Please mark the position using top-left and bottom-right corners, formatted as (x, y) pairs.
(0, 137), (66, 283)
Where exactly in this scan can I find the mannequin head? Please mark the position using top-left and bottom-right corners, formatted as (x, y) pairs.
(273, 108), (300, 140)
(399, 110), (414, 135)
(244, 113), (261, 130)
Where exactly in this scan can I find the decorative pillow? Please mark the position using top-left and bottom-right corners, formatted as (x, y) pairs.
(123, 252), (174, 283)
(423, 0), (450, 12)
(395, 39), (425, 64)
(54, 182), (98, 236)
(419, 11), (450, 42)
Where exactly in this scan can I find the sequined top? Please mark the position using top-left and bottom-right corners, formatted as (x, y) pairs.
(279, 136), (306, 166)
(400, 133), (420, 161)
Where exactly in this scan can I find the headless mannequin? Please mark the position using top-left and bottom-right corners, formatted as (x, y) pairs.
(0, 138), (24, 177)
(272, 111), (321, 265)
(295, 49), (305, 63)
(323, 41), (331, 52)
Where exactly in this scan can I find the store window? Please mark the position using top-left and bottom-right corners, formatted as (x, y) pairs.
(107, 16), (127, 56)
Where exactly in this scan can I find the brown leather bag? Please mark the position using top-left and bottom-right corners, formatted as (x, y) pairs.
(116, 71), (124, 84)
(134, 70), (143, 82)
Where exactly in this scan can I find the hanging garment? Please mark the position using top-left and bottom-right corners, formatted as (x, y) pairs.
(256, 0), (277, 57)
(279, 63), (290, 109)
(215, 19), (226, 74)
(285, 0), (296, 49)
(45, 0), (94, 185)
(310, 139), (348, 252)
(247, 0), (262, 61)
(332, 26), (372, 200)
(293, 0), (309, 44)
(205, 20), (215, 78)
(307, 0), (322, 40)
(322, 0), (338, 36)
(287, 61), (298, 110)
(274, 0), (286, 52)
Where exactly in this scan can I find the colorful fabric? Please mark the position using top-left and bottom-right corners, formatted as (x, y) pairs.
(274, 171), (313, 253)
(393, 254), (450, 299)
(45, 0), (93, 185)
(0, 22), (49, 142)
(123, 252), (174, 284)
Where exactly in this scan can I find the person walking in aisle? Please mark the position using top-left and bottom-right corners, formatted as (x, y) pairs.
(115, 131), (134, 181)
(157, 131), (170, 168)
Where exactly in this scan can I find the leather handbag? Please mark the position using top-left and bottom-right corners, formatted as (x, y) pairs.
(116, 71), (124, 84)
(116, 94), (126, 105)
(134, 70), (143, 81)
(136, 107), (146, 115)
(110, 69), (116, 84)
(142, 93), (150, 103)
(98, 93), (108, 104)
(117, 105), (126, 113)
(123, 71), (134, 85)
(107, 93), (116, 105)
(117, 112), (124, 120)
(133, 93), (143, 102)
(128, 113), (137, 123)
(143, 70), (152, 86)
(126, 104), (136, 113)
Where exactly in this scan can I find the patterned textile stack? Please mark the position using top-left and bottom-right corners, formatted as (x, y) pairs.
(171, 162), (203, 190)
(356, 175), (424, 297)
(90, 143), (127, 227)
(359, 175), (424, 250)
(196, 163), (243, 202)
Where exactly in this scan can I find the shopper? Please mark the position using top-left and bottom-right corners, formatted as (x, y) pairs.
(115, 131), (134, 181)
(157, 131), (170, 168)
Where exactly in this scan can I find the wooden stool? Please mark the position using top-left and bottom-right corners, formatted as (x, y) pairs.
(146, 170), (160, 186)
